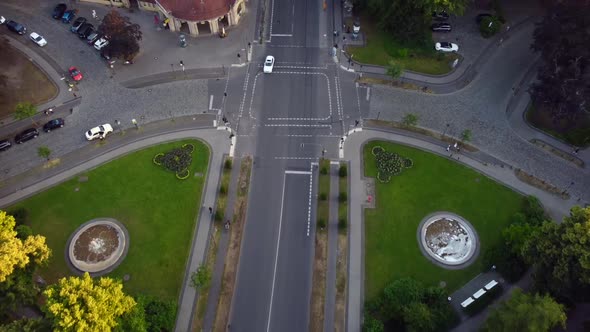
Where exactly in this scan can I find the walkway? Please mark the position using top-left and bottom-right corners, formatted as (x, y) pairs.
(343, 128), (579, 332)
(324, 161), (340, 332)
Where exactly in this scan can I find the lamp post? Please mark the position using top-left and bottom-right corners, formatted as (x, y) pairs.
(180, 60), (185, 72)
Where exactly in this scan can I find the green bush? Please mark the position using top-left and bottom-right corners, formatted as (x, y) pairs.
(15, 225), (33, 240)
(7, 207), (28, 225)
(317, 218), (327, 229)
(319, 193), (328, 201)
(320, 166), (328, 175)
(338, 218), (347, 231)
(175, 169), (190, 180)
(224, 158), (233, 170)
(522, 196), (547, 225)
(140, 296), (177, 332)
(373, 147), (413, 182)
(214, 210), (223, 222)
(339, 192), (348, 203)
(219, 185), (227, 195)
(480, 16), (501, 38)
(339, 164), (348, 177)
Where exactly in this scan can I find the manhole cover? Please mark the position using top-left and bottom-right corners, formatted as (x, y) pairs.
(79, 176), (88, 182)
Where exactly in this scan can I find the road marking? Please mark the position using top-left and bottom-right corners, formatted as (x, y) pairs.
(275, 157), (319, 160)
(209, 95), (214, 111)
(266, 172), (287, 332)
(285, 170), (313, 174)
(268, 0), (276, 42)
(356, 79), (362, 117)
(270, 33), (293, 37)
(330, 161), (340, 165)
(256, 64), (328, 70)
(277, 134), (340, 137)
(306, 163), (314, 236)
(366, 87), (371, 101)
(238, 66), (251, 119)
(264, 124), (331, 128)
(267, 117), (329, 121)
(267, 44), (305, 48)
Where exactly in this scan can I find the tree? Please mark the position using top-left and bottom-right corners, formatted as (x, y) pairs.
(13, 102), (37, 122)
(479, 16), (501, 38)
(387, 60), (404, 79)
(0, 210), (51, 283)
(362, 315), (384, 332)
(190, 265), (211, 291)
(99, 10), (142, 61)
(529, 2), (590, 124)
(523, 206), (590, 301)
(402, 113), (419, 127)
(141, 296), (177, 332)
(0, 318), (52, 332)
(403, 302), (435, 332)
(481, 288), (566, 332)
(460, 129), (472, 143)
(37, 146), (51, 161)
(43, 272), (136, 332)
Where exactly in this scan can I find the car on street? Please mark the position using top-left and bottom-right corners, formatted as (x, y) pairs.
(71, 17), (87, 32)
(432, 11), (449, 21)
(0, 139), (11, 152)
(85, 124), (113, 141)
(435, 42), (459, 52)
(78, 24), (94, 39)
(29, 32), (47, 47)
(6, 20), (26, 35)
(52, 3), (67, 19)
(263, 55), (275, 73)
(14, 128), (39, 144)
(86, 31), (100, 44)
(93, 37), (109, 50)
(476, 13), (493, 23)
(62, 10), (76, 23)
(43, 118), (65, 132)
(0, 16), (5, 25)
(431, 22), (452, 32)
(69, 66), (83, 81)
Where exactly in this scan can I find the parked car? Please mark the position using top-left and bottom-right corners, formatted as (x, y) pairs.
(476, 13), (493, 23)
(62, 10), (76, 23)
(435, 42), (459, 52)
(0, 139), (11, 152)
(71, 17), (87, 33)
(263, 55), (275, 73)
(86, 31), (100, 44)
(93, 37), (109, 50)
(43, 118), (65, 132)
(52, 3), (67, 19)
(85, 124), (113, 141)
(14, 128), (39, 144)
(431, 22), (452, 32)
(29, 32), (47, 47)
(78, 24), (94, 39)
(0, 16), (6, 24)
(69, 66), (83, 81)
(432, 11), (449, 21)
(6, 20), (26, 35)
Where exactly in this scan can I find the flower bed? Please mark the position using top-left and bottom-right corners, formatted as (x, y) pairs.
(153, 144), (195, 180)
(372, 146), (413, 183)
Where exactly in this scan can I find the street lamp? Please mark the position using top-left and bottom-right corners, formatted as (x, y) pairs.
(180, 60), (185, 72)
(237, 53), (241, 64)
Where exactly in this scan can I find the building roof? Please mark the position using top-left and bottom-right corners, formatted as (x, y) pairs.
(157, 0), (234, 21)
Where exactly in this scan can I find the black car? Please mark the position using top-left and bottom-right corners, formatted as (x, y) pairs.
(476, 13), (493, 23)
(78, 24), (94, 39)
(432, 11), (450, 21)
(43, 118), (65, 132)
(0, 139), (11, 152)
(6, 20), (26, 35)
(431, 23), (452, 32)
(14, 128), (39, 144)
(52, 3), (67, 19)
(71, 17), (87, 33)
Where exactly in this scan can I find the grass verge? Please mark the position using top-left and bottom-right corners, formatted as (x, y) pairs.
(213, 157), (252, 331)
(309, 159), (330, 331)
(191, 157), (233, 331)
(8, 139), (209, 300)
(363, 141), (522, 301)
(345, 15), (459, 75)
(334, 162), (349, 332)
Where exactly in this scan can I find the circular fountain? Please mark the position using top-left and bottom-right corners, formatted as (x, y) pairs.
(417, 212), (479, 269)
(66, 218), (129, 276)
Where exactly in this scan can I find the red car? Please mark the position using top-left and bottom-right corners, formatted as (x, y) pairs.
(69, 66), (83, 81)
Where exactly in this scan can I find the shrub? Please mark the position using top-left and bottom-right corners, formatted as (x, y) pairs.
(15, 224), (33, 240)
(522, 196), (547, 225)
(154, 145), (194, 179)
(338, 218), (347, 231)
(373, 147), (413, 182)
(320, 166), (328, 175)
(153, 153), (164, 166)
(317, 218), (327, 229)
(140, 296), (177, 332)
(339, 192), (348, 203)
(175, 169), (190, 180)
(219, 185), (227, 195)
(319, 193), (328, 201)
(190, 265), (211, 291)
(480, 16), (501, 38)
(214, 210), (223, 222)
(339, 164), (347, 178)
(402, 113), (419, 127)
(403, 158), (413, 168)
(224, 158), (232, 170)
(8, 207), (28, 225)
(371, 146), (385, 156)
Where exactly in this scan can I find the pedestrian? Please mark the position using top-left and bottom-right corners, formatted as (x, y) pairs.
(208, 207), (213, 214)
(73, 93), (78, 98)
(573, 147), (579, 155)
(48, 108), (54, 115)
(446, 145), (450, 152)
(224, 92), (227, 97)
(457, 147), (460, 152)
(453, 142), (458, 149)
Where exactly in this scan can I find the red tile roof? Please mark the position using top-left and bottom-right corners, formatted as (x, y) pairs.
(157, 0), (235, 21)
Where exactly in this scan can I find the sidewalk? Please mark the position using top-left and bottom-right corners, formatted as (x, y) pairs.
(324, 161), (340, 332)
(343, 128), (578, 332)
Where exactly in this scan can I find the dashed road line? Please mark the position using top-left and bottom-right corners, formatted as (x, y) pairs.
(256, 64), (328, 70)
(264, 124), (331, 128)
(275, 157), (319, 160)
(307, 163), (314, 236)
(238, 65), (251, 119)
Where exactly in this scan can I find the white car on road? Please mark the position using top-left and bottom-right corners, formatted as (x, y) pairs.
(94, 37), (109, 51)
(85, 124), (113, 141)
(435, 42), (459, 52)
(29, 32), (47, 47)
(263, 55), (275, 73)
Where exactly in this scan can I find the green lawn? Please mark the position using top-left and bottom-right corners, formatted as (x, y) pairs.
(363, 141), (522, 301)
(7, 139), (210, 301)
(346, 15), (459, 75)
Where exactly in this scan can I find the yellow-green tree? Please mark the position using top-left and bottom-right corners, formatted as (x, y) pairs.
(44, 272), (136, 332)
(0, 210), (51, 282)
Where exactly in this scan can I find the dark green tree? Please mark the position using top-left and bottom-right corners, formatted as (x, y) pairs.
(99, 10), (142, 61)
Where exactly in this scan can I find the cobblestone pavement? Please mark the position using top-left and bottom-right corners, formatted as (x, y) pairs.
(367, 22), (590, 205)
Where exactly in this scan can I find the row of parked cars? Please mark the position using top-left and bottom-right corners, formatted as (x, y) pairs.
(0, 118), (65, 152)
(52, 3), (109, 51)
